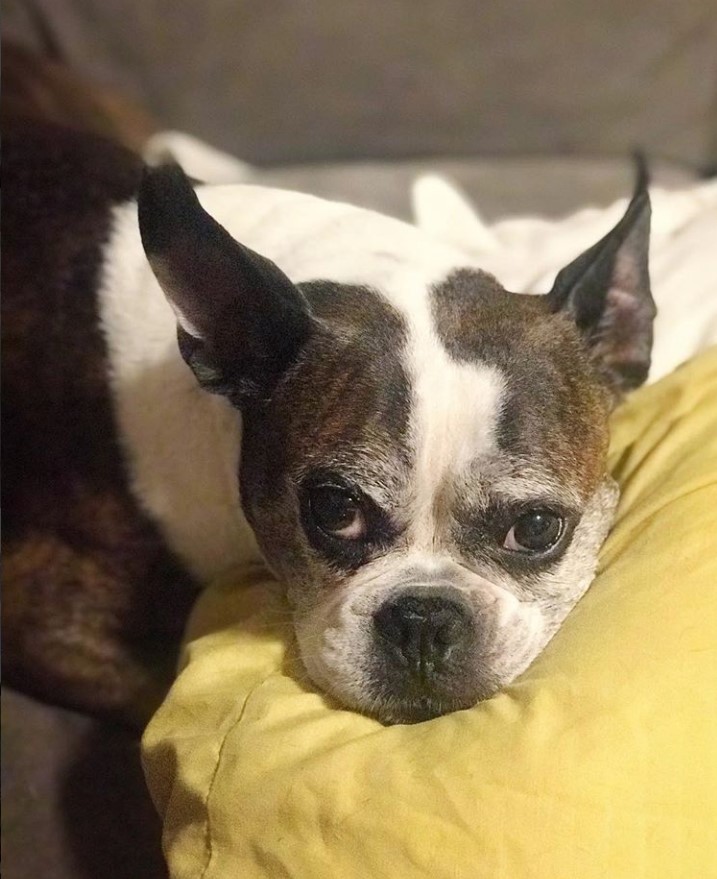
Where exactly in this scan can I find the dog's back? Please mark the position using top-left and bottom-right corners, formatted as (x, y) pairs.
(2, 119), (197, 723)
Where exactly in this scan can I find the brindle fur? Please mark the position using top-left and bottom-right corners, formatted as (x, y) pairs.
(2, 119), (198, 725)
(431, 269), (611, 498)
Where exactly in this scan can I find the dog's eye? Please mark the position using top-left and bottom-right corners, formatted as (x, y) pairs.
(503, 509), (564, 553)
(309, 485), (366, 540)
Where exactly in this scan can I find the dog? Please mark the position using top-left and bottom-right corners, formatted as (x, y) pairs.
(3, 117), (654, 725)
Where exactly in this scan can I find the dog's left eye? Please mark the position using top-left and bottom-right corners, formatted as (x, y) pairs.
(309, 485), (366, 540)
(503, 509), (564, 553)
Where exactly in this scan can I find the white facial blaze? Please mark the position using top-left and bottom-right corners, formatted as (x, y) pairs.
(406, 315), (506, 548)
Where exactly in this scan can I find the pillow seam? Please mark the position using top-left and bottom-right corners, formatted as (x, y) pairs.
(198, 673), (277, 879)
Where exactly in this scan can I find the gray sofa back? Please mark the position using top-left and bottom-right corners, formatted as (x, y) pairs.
(5, 0), (717, 169)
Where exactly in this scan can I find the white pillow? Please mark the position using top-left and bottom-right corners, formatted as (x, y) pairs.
(412, 174), (717, 382)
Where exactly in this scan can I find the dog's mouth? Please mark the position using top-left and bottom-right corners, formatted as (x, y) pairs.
(295, 588), (510, 724)
(363, 663), (497, 724)
(364, 688), (485, 725)
(378, 699), (461, 725)
(357, 590), (498, 723)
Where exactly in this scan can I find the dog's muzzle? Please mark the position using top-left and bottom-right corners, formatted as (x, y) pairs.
(370, 588), (482, 720)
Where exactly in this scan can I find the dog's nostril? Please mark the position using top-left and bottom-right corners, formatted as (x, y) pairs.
(373, 595), (471, 675)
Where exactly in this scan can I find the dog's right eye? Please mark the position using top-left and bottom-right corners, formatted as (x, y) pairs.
(309, 485), (367, 540)
(502, 509), (564, 554)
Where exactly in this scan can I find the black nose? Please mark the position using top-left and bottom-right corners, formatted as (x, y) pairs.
(373, 595), (471, 678)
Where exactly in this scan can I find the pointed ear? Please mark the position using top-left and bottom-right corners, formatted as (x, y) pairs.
(138, 162), (312, 405)
(547, 171), (655, 396)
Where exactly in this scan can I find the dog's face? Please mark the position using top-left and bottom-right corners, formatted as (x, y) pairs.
(139, 166), (654, 723)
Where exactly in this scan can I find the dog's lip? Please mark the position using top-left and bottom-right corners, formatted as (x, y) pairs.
(371, 692), (478, 724)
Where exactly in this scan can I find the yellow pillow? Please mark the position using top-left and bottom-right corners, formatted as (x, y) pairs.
(143, 348), (717, 879)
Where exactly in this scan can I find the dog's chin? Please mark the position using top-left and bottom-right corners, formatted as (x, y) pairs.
(309, 668), (484, 724)
(301, 657), (503, 724)
(370, 696), (472, 725)
(357, 682), (498, 725)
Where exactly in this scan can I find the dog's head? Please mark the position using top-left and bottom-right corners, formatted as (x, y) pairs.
(138, 166), (653, 723)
